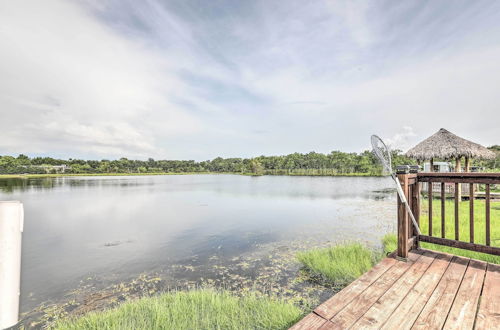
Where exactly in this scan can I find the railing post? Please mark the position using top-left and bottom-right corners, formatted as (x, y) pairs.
(397, 174), (410, 259)
(411, 179), (420, 249)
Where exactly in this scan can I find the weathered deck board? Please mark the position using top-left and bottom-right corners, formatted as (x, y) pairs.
(326, 252), (421, 329)
(411, 256), (469, 329)
(290, 249), (499, 330)
(475, 263), (500, 329)
(313, 256), (398, 319)
(443, 259), (487, 330)
(381, 252), (454, 330)
(289, 313), (326, 330)
(352, 251), (436, 328)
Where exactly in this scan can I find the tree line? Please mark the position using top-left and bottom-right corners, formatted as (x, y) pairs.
(0, 146), (498, 176)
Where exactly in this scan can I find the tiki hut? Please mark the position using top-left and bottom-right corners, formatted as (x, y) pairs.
(406, 128), (495, 199)
(406, 128), (495, 172)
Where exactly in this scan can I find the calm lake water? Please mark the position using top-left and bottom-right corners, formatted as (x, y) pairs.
(0, 175), (396, 313)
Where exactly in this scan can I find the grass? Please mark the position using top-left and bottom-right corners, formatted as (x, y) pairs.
(382, 234), (397, 256)
(296, 243), (377, 287)
(53, 289), (303, 330)
(382, 198), (500, 264)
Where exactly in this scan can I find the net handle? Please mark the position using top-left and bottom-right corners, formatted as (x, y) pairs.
(371, 135), (421, 235)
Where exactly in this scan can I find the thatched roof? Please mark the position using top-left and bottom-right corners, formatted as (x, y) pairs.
(406, 128), (496, 161)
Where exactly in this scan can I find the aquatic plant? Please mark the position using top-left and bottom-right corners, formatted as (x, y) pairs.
(296, 243), (376, 287)
(382, 233), (397, 255)
(53, 289), (303, 330)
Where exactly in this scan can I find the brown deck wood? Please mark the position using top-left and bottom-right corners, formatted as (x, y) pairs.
(290, 249), (500, 330)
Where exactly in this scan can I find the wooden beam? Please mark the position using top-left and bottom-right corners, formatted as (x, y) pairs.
(455, 157), (461, 173)
(411, 182), (421, 246)
(456, 157), (462, 201)
(417, 173), (500, 185)
(418, 173), (500, 178)
(486, 184), (491, 246)
(470, 183), (474, 243)
(455, 183), (459, 241)
(428, 180), (433, 237)
(441, 182), (445, 238)
(419, 235), (500, 256)
(397, 174), (409, 258)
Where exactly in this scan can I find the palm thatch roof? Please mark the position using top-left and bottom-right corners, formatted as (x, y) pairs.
(406, 128), (496, 161)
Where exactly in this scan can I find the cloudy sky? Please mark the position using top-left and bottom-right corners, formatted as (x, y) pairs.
(1, 0), (499, 160)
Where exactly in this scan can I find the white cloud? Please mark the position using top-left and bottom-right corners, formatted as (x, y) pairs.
(0, 0), (201, 158)
(385, 127), (417, 151)
(0, 0), (498, 160)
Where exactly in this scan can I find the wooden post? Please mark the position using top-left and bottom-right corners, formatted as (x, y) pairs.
(411, 179), (420, 249)
(470, 183), (474, 243)
(441, 182), (445, 238)
(464, 156), (475, 194)
(428, 158), (434, 198)
(486, 184), (491, 246)
(455, 157), (462, 201)
(455, 182), (460, 240)
(397, 174), (410, 259)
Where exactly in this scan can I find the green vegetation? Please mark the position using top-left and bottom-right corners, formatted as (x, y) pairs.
(2, 145), (498, 176)
(296, 243), (378, 287)
(54, 289), (303, 330)
(382, 234), (397, 256)
(0, 149), (416, 176)
(382, 198), (500, 264)
(0, 172), (215, 179)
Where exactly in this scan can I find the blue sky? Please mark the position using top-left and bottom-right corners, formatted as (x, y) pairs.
(1, 0), (499, 160)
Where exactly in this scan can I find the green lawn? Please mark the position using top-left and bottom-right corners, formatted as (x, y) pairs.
(296, 243), (378, 287)
(54, 289), (303, 330)
(384, 198), (500, 264)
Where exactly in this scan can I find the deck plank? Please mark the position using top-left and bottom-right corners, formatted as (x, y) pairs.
(326, 252), (422, 329)
(443, 259), (487, 330)
(314, 256), (398, 319)
(289, 312), (326, 330)
(411, 256), (469, 329)
(475, 263), (500, 329)
(290, 250), (497, 330)
(381, 252), (454, 330)
(352, 251), (437, 329)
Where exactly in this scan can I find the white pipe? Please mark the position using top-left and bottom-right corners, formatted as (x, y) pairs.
(0, 201), (23, 329)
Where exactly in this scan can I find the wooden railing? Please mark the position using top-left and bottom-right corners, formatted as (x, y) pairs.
(397, 172), (500, 259)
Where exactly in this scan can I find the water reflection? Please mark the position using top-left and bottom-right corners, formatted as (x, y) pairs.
(0, 175), (395, 312)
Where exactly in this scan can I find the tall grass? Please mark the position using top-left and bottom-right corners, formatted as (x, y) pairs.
(54, 289), (303, 330)
(296, 243), (377, 286)
(382, 198), (500, 264)
(382, 234), (397, 256)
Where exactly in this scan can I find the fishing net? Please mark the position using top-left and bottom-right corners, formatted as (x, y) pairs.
(371, 134), (421, 235)
(371, 135), (392, 175)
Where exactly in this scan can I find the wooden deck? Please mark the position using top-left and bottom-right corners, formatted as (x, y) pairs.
(290, 249), (500, 330)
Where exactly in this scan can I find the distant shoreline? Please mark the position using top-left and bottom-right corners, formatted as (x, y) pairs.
(0, 172), (382, 179)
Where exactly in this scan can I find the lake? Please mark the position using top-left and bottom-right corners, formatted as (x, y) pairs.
(0, 174), (396, 317)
